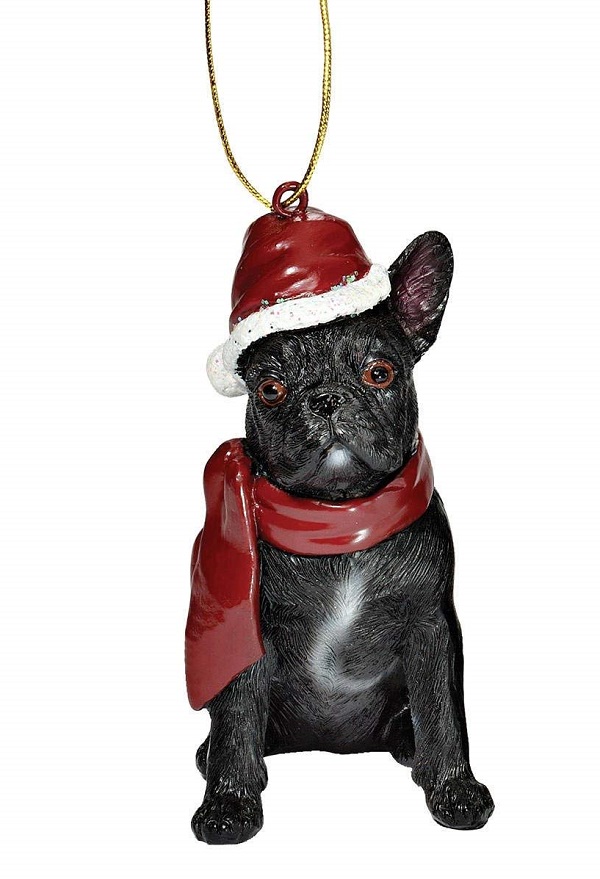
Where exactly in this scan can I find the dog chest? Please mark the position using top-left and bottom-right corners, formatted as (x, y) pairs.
(259, 539), (409, 696)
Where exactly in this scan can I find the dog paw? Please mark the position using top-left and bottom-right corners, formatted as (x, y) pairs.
(191, 792), (263, 845)
(426, 776), (494, 830)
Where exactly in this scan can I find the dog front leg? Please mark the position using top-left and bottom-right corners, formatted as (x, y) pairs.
(191, 655), (270, 845)
(404, 607), (494, 830)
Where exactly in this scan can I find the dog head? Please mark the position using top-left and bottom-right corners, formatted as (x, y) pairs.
(238, 232), (453, 500)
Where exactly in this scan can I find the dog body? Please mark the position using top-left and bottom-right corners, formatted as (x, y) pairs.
(191, 233), (494, 843)
(259, 492), (451, 758)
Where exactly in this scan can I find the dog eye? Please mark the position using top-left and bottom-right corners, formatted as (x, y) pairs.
(361, 359), (395, 389)
(257, 379), (288, 407)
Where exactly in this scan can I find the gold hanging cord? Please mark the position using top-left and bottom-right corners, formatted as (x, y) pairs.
(204, 0), (332, 209)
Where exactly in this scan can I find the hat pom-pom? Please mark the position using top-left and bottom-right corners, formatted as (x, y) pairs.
(206, 344), (247, 397)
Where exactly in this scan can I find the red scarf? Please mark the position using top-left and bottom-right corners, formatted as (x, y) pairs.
(185, 436), (433, 709)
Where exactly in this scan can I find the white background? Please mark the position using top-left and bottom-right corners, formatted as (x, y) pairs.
(1, 0), (599, 876)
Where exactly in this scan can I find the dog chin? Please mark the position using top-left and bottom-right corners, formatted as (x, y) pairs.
(284, 442), (387, 501)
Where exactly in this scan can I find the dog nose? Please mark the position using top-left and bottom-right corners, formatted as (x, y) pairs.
(308, 391), (343, 418)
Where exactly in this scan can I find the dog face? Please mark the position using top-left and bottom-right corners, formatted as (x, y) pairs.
(239, 232), (453, 500)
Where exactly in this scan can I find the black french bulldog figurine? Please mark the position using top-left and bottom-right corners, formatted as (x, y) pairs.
(186, 193), (494, 844)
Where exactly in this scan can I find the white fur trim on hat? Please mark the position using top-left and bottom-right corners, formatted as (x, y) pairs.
(206, 263), (391, 397)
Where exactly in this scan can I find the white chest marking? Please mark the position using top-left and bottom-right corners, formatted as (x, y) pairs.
(308, 573), (384, 693)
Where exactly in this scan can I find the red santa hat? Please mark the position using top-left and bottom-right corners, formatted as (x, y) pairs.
(207, 183), (391, 396)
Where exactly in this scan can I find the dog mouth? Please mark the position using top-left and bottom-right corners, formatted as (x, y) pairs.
(324, 422), (396, 473)
(270, 433), (398, 501)
(266, 411), (404, 499)
(317, 439), (359, 472)
(305, 440), (370, 498)
(314, 430), (392, 480)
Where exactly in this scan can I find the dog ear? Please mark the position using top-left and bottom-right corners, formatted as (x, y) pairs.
(388, 231), (453, 360)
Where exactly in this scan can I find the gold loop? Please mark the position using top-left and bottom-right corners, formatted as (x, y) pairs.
(204, 0), (331, 209)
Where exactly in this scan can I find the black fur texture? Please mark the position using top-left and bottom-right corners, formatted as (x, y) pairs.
(192, 232), (494, 844)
